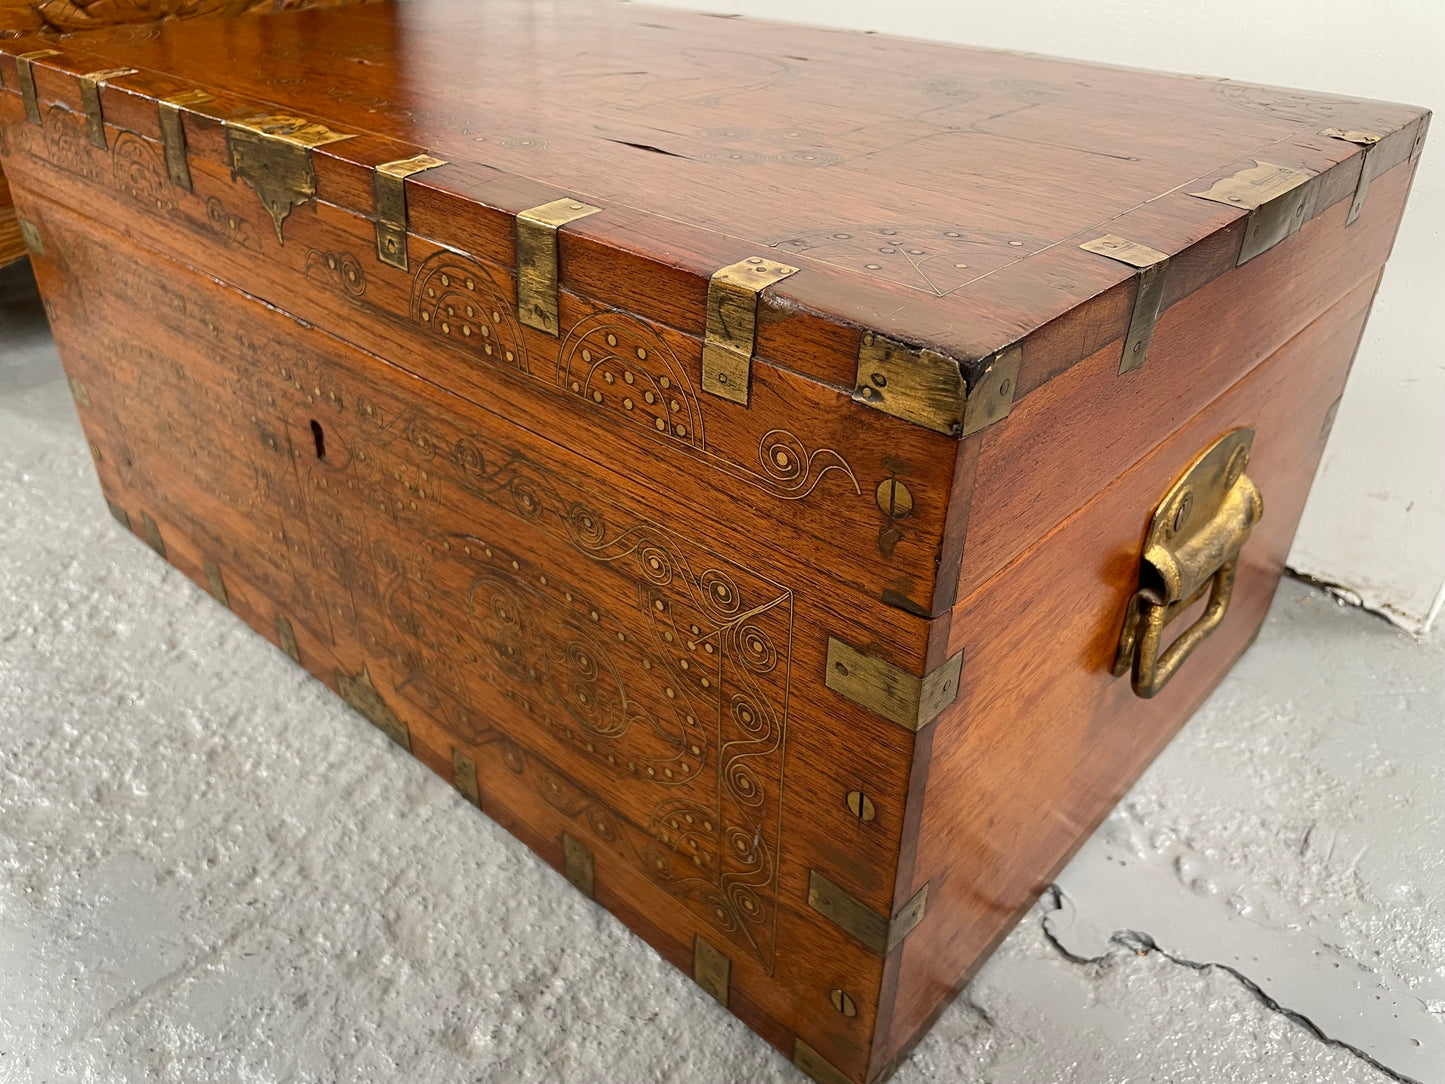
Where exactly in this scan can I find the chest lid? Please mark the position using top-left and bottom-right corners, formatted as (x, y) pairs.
(0, 0), (1427, 438)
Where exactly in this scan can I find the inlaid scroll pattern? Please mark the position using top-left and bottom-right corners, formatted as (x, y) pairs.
(111, 132), (174, 213)
(410, 250), (530, 373)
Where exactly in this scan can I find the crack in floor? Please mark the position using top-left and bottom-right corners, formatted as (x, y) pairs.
(1039, 886), (1420, 1084)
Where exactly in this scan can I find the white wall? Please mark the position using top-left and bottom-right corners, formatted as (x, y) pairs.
(651, 0), (1445, 634)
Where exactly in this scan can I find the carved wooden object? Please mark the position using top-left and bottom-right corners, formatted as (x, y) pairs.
(0, 4), (1428, 1080)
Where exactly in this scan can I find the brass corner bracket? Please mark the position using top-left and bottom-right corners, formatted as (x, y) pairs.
(1079, 234), (1171, 374)
(1191, 161), (1319, 265)
(16, 49), (59, 126)
(701, 256), (799, 405)
(226, 114), (354, 244)
(562, 832), (595, 898)
(374, 154), (447, 270)
(825, 636), (963, 732)
(337, 665), (412, 751)
(693, 935), (731, 1007)
(77, 67), (137, 149)
(158, 89), (215, 192)
(807, 869), (928, 955)
(451, 746), (482, 808)
(515, 197), (603, 335)
(854, 333), (1019, 437)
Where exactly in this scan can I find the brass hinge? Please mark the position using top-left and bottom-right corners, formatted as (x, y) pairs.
(451, 746), (482, 808)
(274, 613), (302, 664)
(16, 50), (58, 126)
(204, 558), (230, 608)
(337, 665), (412, 751)
(226, 114), (354, 244)
(825, 636), (963, 732)
(1191, 161), (1319, 264)
(77, 68), (136, 149)
(515, 197), (603, 335)
(562, 832), (595, 898)
(794, 1040), (854, 1084)
(140, 511), (166, 558)
(18, 218), (43, 256)
(701, 256), (799, 405)
(807, 869), (928, 955)
(374, 154), (447, 270)
(692, 935), (731, 1007)
(854, 334), (1020, 437)
(1322, 128), (1384, 226)
(1079, 234), (1171, 374)
(158, 89), (214, 191)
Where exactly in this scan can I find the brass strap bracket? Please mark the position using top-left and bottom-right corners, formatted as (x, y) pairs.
(105, 499), (130, 531)
(562, 832), (595, 898)
(374, 153), (447, 270)
(807, 869), (927, 955)
(1079, 234), (1171, 374)
(1114, 428), (1263, 698)
(692, 935), (731, 1007)
(78, 67), (137, 149)
(274, 613), (302, 664)
(158, 89), (214, 191)
(16, 50), (59, 126)
(203, 559), (230, 608)
(1322, 127), (1384, 226)
(824, 636), (963, 732)
(854, 333), (1019, 436)
(515, 197), (603, 335)
(701, 256), (799, 405)
(226, 114), (354, 244)
(337, 665), (412, 751)
(794, 1040), (854, 1084)
(18, 218), (43, 256)
(451, 746), (482, 808)
(1191, 161), (1318, 265)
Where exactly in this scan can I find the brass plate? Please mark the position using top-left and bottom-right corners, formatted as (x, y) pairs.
(1322, 129), (1384, 227)
(962, 344), (1021, 436)
(159, 90), (214, 191)
(451, 747), (482, 808)
(692, 935), (731, 1007)
(1080, 235), (1171, 374)
(140, 511), (166, 558)
(204, 559), (229, 608)
(274, 613), (302, 664)
(515, 197), (603, 335)
(855, 332), (965, 435)
(1191, 162), (1318, 264)
(374, 154), (447, 271)
(793, 1039), (854, 1084)
(226, 114), (354, 244)
(701, 256), (799, 406)
(66, 375), (89, 406)
(18, 218), (43, 256)
(337, 666), (412, 751)
(562, 832), (595, 898)
(16, 50), (58, 127)
(806, 869), (927, 955)
(824, 636), (962, 732)
(105, 499), (130, 530)
(78, 68), (137, 149)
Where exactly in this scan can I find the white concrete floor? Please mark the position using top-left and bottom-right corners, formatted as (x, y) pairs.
(2, 258), (1442, 1084)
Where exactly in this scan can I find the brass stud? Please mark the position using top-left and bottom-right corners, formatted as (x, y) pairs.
(845, 790), (876, 822)
(830, 989), (858, 1017)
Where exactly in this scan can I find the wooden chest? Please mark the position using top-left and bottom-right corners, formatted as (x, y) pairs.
(0, 5), (1428, 1079)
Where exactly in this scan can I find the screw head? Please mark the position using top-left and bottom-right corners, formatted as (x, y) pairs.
(830, 989), (858, 1017)
(875, 478), (915, 519)
(846, 790), (876, 822)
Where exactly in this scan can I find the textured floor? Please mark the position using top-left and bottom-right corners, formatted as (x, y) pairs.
(2, 257), (1442, 1083)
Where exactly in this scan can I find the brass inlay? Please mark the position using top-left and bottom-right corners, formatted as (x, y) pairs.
(16, 50), (58, 127)
(793, 1039), (853, 1084)
(158, 90), (214, 192)
(845, 790), (876, 822)
(274, 613), (301, 664)
(515, 197), (603, 335)
(1191, 162), (1318, 264)
(1080, 234), (1171, 374)
(562, 832), (595, 898)
(829, 989), (857, 1017)
(451, 746), (481, 808)
(701, 256), (799, 406)
(337, 665), (412, 751)
(66, 375), (89, 406)
(692, 935), (731, 1007)
(105, 499), (129, 530)
(1114, 429), (1263, 699)
(203, 559), (230, 608)
(140, 511), (165, 558)
(1323, 128), (1385, 227)
(226, 114), (354, 244)
(824, 636), (962, 732)
(18, 218), (43, 256)
(78, 68), (137, 149)
(807, 869), (927, 955)
(374, 154), (447, 271)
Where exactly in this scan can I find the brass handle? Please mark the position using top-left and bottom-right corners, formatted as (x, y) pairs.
(1113, 429), (1264, 699)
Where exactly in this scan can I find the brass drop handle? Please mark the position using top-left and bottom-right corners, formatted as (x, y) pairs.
(1114, 429), (1264, 699)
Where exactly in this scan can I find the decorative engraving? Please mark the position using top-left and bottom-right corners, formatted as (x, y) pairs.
(410, 251), (530, 372)
(112, 131), (175, 213)
(43, 106), (103, 183)
(306, 248), (367, 298)
(207, 197), (263, 252)
(560, 312), (703, 447)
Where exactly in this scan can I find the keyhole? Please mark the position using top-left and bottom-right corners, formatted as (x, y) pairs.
(310, 419), (327, 461)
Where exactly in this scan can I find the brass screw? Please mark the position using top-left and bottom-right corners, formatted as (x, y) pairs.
(830, 989), (858, 1017)
(875, 478), (915, 519)
(846, 790), (876, 822)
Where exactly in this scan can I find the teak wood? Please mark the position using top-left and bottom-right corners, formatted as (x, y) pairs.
(0, 3), (1428, 1081)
